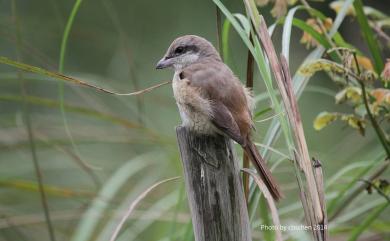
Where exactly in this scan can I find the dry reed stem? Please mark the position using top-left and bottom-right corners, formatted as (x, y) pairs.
(242, 168), (282, 241)
(280, 53), (326, 241)
(312, 158), (327, 240)
(0, 56), (171, 96)
(109, 176), (180, 241)
(245, 12), (326, 240)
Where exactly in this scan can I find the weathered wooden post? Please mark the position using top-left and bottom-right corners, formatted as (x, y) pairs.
(176, 126), (252, 241)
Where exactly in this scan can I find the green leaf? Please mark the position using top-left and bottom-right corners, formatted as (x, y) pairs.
(335, 87), (362, 104)
(299, 58), (346, 77)
(280, 10), (357, 61)
(332, 32), (362, 55)
(353, 0), (384, 74)
(314, 111), (366, 134)
(354, 104), (367, 118)
(292, 18), (332, 48)
(313, 111), (338, 130)
(340, 114), (366, 135)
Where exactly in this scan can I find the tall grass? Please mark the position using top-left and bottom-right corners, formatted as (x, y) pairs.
(11, 1), (56, 241)
(0, 0), (388, 241)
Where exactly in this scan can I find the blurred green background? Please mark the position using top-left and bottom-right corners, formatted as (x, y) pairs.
(0, 0), (388, 241)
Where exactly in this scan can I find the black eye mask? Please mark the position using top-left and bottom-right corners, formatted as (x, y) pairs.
(173, 45), (199, 57)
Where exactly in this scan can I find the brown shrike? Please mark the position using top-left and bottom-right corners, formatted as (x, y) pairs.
(156, 35), (282, 201)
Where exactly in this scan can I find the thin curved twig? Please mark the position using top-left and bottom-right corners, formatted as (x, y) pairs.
(109, 176), (180, 241)
(241, 168), (282, 241)
(0, 56), (171, 96)
(352, 53), (390, 157)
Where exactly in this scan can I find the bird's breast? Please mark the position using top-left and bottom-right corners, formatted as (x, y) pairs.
(172, 72), (216, 134)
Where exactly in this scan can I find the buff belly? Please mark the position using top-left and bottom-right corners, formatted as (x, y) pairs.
(172, 73), (216, 134)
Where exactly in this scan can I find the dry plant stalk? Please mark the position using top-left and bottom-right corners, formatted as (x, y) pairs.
(242, 168), (282, 241)
(312, 158), (327, 240)
(249, 14), (327, 240)
(0, 56), (171, 96)
(109, 176), (180, 241)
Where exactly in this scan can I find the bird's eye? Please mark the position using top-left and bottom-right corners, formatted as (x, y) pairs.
(175, 46), (185, 54)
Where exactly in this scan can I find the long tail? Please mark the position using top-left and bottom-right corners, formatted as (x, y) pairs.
(243, 139), (283, 201)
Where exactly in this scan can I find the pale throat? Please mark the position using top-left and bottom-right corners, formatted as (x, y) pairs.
(173, 53), (200, 71)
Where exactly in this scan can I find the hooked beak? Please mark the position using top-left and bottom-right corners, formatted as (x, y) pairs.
(156, 56), (172, 69)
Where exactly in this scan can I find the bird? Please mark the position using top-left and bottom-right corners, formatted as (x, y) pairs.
(156, 35), (282, 201)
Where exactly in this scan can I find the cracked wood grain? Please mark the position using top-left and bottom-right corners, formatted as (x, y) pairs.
(176, 126), (252, 241)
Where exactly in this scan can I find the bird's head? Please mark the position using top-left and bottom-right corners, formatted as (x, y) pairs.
(156, 35), (221, 71)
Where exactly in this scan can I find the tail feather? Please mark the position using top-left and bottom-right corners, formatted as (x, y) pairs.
(243, 140), (283, 201)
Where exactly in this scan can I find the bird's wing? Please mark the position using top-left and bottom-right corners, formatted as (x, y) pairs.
(180, 61), (247, 145)
(209, 102), (244, 145)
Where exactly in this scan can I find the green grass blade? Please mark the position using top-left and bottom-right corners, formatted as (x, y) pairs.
(183, 221), (194, 241)
(0, 95), (142, 129)
(0, 57), (102, 91)
(282, 5), (305, 63)
(309, 8), (360, 53)
(347, 202), (389, 241)
(244, 0), (295, 148)
(168, 182), (185, 241)
(333, 199), (386, 226)
(262, 0), (355, 159)
(222, 19), (231, 62)
(59, 0), (83, 73)
(243, 0), (298, 221)
(0, 179), (94, 198)
(212, 0), (255, 55)
(325, 160), (374, 189)
(332, 32), (362, 54)
(214, 0), (294, 222)
(114, 190), (180, 241)
(252, 0), (356, 219)
(11, 1), (57, 240)
(280, 16), (340, 60)
(0, 57), (170, 95)
(58, 0), (88, 175)
(327, 153), (384, 214)
(353, 0), (384, 73)
(254, 107), (273, 119)
(305, 7), (362, 53)
(233, 13), (251, 36)
(70, 155), (154, 241)
(291, 18), (332, 49)
(259, 196), (274, 241)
